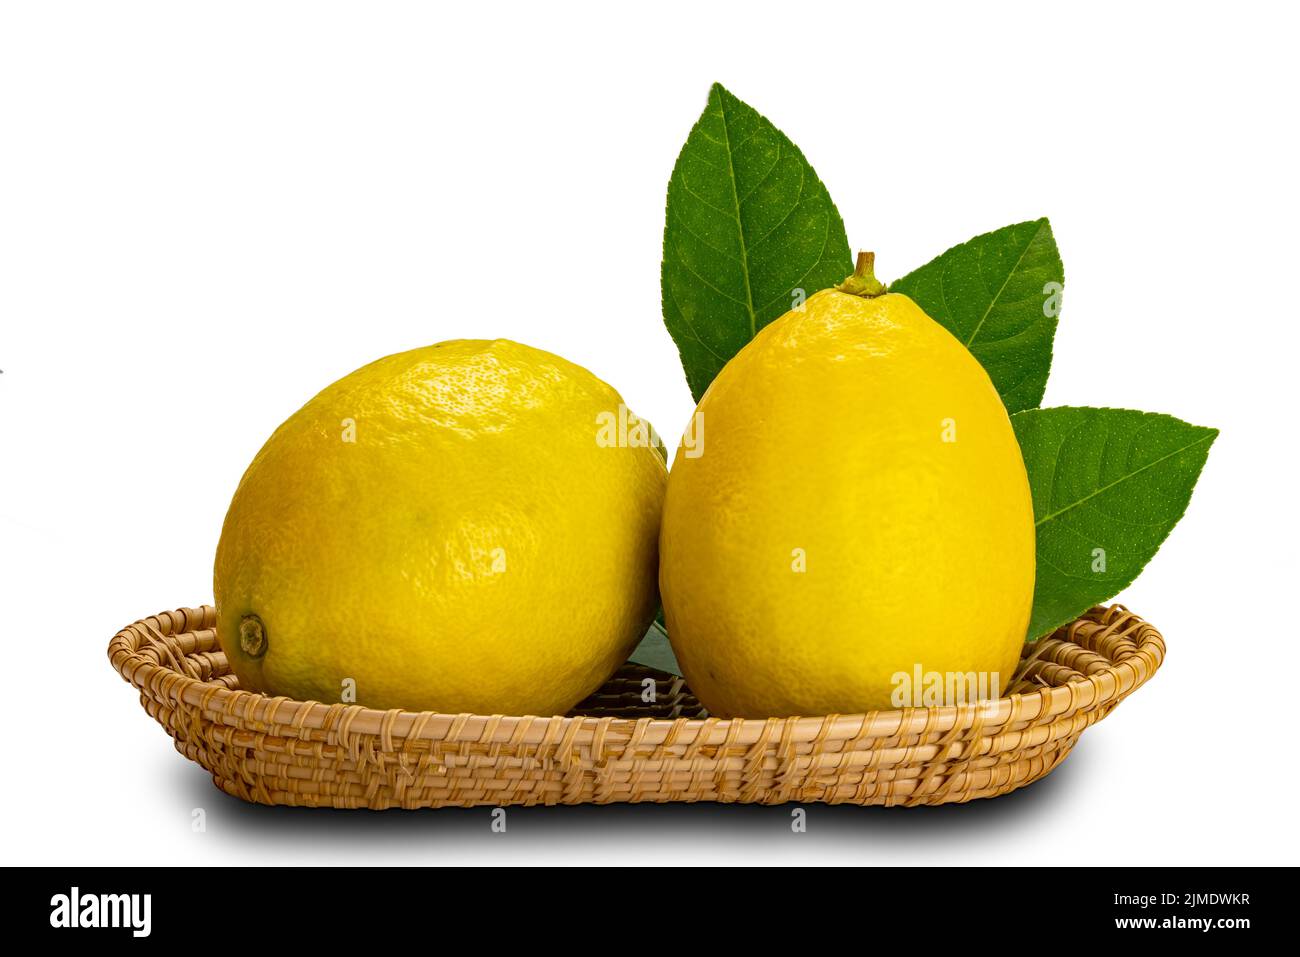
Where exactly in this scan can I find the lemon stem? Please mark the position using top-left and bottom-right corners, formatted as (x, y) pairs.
(837, 251), (887, 298)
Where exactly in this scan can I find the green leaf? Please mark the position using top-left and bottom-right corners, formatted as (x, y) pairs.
(891, 219), (1063, 413)
(661, 83), (852, 401)
(1013, 407), (1217, 637)
(628, 619), (682, 676)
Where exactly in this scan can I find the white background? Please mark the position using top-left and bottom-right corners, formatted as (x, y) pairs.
(2, 1), (1296, 866)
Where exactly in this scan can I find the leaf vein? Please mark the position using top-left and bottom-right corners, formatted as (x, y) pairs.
(1036, 431), (1216, 527)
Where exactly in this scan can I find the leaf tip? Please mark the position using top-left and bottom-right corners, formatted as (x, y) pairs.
(708, 81), (733, 107)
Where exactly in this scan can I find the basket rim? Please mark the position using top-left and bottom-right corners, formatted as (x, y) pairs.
(108, 603), (1165, 748)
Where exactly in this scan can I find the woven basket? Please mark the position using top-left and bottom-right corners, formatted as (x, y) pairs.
(108, 603), (1163, 808)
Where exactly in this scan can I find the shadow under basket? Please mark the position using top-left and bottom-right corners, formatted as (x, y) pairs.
(108, 604), (1164, 809)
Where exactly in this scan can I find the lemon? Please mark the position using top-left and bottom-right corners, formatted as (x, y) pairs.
(660, 255), (1035, 718)
(214, 339), (666, 716)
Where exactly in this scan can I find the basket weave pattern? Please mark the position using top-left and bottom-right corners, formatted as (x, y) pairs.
(108, 604), (1163, 808)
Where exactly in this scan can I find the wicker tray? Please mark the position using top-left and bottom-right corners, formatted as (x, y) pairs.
(108, 603), (1163, 808)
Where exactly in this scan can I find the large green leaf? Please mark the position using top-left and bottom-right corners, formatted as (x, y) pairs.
(892, 219), (1063, 413)
(661, 83), (852, 401)
(1013, 406), (1217, 637)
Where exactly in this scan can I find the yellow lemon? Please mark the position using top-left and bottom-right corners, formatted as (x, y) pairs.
(660, 255), (1035, 718)
(214, 339), (666, 716)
